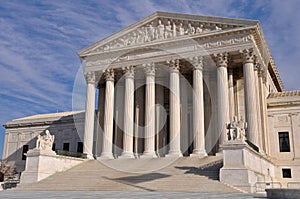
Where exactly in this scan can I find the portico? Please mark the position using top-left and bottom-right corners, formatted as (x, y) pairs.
(78, 12), (282, 159)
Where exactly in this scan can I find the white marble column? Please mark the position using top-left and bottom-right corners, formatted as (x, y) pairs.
(228, 69), (235, 121)
(258, 68), (269, 154)
(190, 56), (207, 158)
(142, 63), (157, 158)
(83, 71), (97, 159)
(241, 49), (259, 147)
(215, 53), (230, 151)
(100, 69), (115, 159)
(254, 64), (264, 152)
(120, 66), (135, 158)
(166, 59), (182, 157)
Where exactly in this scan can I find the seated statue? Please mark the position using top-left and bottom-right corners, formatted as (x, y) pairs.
(226, 116), (247, 141)
(36, 130), (55, 151)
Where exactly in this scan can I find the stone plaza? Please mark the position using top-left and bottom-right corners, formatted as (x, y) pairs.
(2, 12), (300, 195)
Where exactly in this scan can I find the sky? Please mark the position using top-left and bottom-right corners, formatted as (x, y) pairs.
(0, 0), (300, 158)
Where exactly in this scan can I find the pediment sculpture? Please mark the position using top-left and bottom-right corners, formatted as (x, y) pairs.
(96, 18), (234, 52)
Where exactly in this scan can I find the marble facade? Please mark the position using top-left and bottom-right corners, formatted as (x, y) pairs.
(2, 12), (300, 191)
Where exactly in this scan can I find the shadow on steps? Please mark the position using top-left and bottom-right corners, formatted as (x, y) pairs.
(103, 173), (171, 191)
(175, 160), (223, 180)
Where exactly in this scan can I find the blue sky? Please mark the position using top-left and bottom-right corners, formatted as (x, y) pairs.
(0, 0), (300, 158)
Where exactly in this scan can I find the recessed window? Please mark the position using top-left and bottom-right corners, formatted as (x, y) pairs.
(22, 145), (29, 160)
(282, 168), (292, 178)
(77, 142), (83, 153)
(278, 132), (290, 152)
(63, 143), (70, 151)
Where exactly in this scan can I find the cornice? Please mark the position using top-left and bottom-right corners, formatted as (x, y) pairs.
(4, 118), (82, 129)
(268, 91), (300, 98)
(252, 25), (284, 91)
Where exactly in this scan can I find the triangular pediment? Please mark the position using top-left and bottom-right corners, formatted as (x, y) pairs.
(78, 11), (258, 57)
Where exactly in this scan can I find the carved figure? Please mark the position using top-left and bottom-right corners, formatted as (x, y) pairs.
(172, 22), (177, 37)
(136, 27), (145, 43)
(226, 116), (247, 141)
(178, 23), (185, 36)
(196, 24), (203, 33)
(165, 20), (172, 38)
(186, 23), (195, 35)
(157, 19), (165, 39)
(148, 22), (155, 41)
(215, 25), (222, 31)
(36, 130), (55, 151)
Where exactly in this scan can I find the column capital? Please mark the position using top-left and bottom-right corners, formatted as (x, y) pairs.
(143, 63), (156, 76)
(214, 52), (228, 67)
(167, 59), (180, 72)
(190, 56), (203, 71)
(103, 69), (114, 81)
(84, 71), (97, 84)
(240, 48), (255, 64)
(122, 66), (135, 79)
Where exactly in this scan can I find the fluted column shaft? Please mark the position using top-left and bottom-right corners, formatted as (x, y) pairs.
(190, 56), (207, 157)
(254, 65), (264, 152)
(100, 69), (115, 159)
(258, 68), (269, 153)
(215, 53), (230, 150)
(166, 59), (182, 157)
(228, 69), (235, 120)
(83, 72), (97, 159)
(142, 63), (157, 158)
(120, 66), (135, 158)
(242, 49), (259, 146)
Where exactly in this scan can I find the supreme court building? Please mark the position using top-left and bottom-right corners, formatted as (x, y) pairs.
(3, 12), (300, 191)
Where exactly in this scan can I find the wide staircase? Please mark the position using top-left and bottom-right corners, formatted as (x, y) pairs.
(16, 156), (241, 192)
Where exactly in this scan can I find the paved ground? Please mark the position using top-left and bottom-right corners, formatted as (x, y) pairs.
(0, 191), (267, 199)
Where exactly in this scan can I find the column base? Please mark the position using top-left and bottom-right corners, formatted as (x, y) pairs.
(166, 151), (182, 157)
(82, 153), (94, 159)
(140, 151), (157, 159)
(98, 152), (114, 160)
(119, 151), (135, 159)
(190, 149), (208, 158)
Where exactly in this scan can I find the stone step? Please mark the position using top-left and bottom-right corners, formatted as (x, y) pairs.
(17, 156), (240, 193)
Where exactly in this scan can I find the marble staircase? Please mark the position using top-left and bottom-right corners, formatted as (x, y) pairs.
(16, 156), (241, 192)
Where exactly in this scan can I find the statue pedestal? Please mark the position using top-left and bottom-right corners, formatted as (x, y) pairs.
(20, 149), (57, 184)
(220, 141), (275, 193)
(20, 149), (84, 184)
